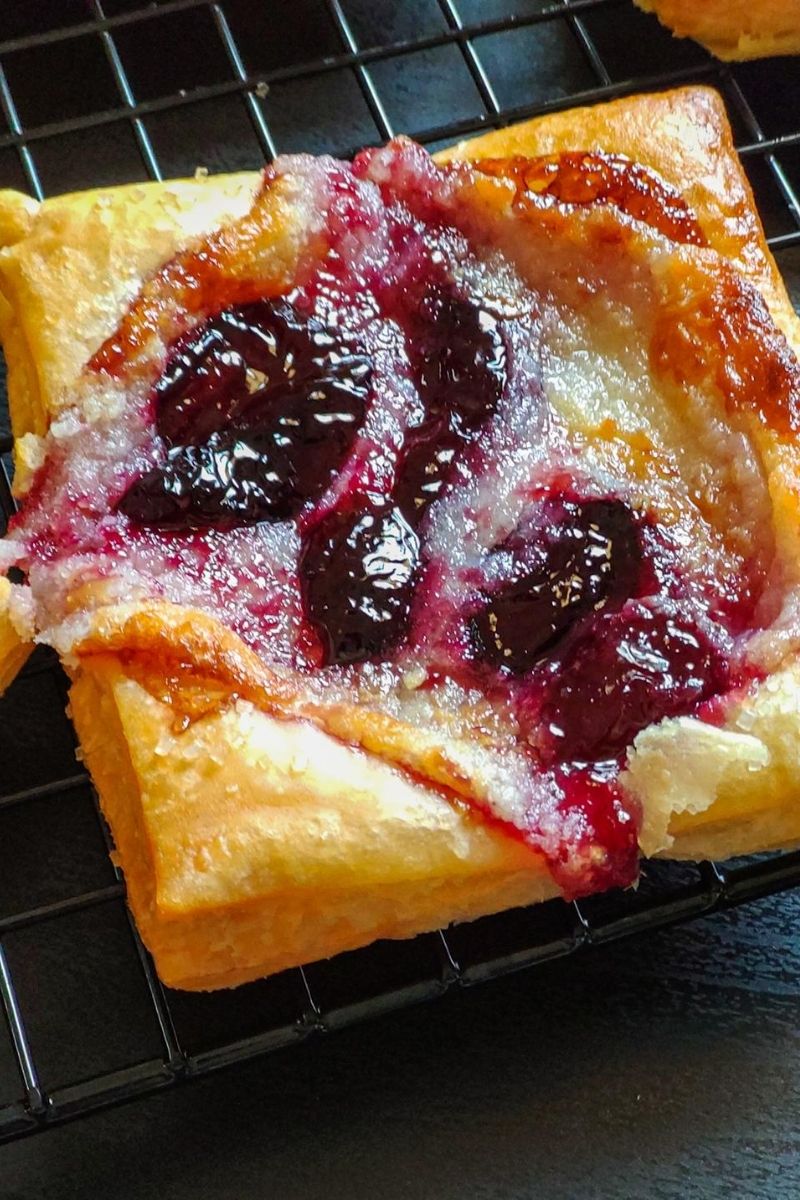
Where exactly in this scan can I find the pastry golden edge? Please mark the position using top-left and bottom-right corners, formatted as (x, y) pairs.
(633, 0), (800, 61)
(0, 87), (798, 988)
(0, 576), (31, 690)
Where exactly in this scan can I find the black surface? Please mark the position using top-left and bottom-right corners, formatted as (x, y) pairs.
(4, 895), (800, 1199)
(0, 0), (799, 1192)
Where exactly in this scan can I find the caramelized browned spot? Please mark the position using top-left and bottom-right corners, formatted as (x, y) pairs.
(90, 169), (323, 377)
(118, 652), (244, 731)
(651, 265), (800, 433)
(80, 607), (296, 717)
(474, 152), (707, 247)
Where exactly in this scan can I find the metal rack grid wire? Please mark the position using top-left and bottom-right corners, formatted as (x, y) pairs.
(0, 0), (799, 1147)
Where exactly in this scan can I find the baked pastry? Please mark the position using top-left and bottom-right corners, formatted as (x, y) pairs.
(634, 0), (800, 59)
(0, 87), (799, 991)
(0, 576), (31, 691)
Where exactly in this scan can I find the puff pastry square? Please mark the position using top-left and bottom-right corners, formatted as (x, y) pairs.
(1, 87), (799, 991)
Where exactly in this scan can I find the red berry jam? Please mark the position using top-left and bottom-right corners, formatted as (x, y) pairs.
(547, 767), (641, 896)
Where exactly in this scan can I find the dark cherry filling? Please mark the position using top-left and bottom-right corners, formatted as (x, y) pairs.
(541, 604), (728, 763)
(414, 292), (507, 431)
(393, 423), (462, 519)
(470, 498), (642, 675)
(119, 300), (370, 528)
(301, 503), (420, 665)
(302, 289), (508, 665)
(392, 294), (506, 521)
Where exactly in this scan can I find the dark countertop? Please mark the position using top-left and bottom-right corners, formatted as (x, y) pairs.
(4, 890), (800, 1200)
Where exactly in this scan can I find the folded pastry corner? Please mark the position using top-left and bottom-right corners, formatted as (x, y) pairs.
(1, 86), (799, 989)
(69, 638), (555, 991)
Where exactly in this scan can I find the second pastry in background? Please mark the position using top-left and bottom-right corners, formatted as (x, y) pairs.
(634, 0), (800, 59)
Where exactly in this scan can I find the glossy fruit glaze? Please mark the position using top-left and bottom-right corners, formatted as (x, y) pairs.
(473, 152), (708, 247)
(5, 141), (775, 898)
(118, 300), (372, 527)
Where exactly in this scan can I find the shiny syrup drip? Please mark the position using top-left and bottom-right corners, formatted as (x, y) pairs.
(549, 767), (641, 897)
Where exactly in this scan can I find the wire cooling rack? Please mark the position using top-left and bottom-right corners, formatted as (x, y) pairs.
(1, 0), (800, 1147)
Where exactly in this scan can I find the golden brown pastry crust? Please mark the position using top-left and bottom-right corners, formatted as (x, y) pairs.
(0, 577), (31, 692)
(0, 174), (261, 444)
(70, 651), (555, 991)
(634, 0), (800, 60)
(1, 87), (799, 989)
(440, 87), (800, 349)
